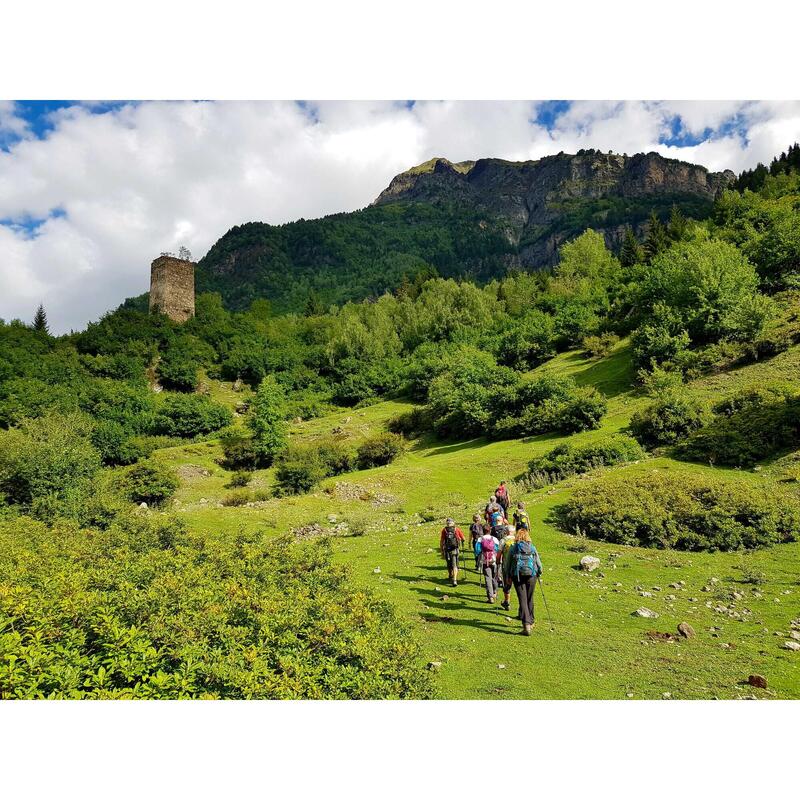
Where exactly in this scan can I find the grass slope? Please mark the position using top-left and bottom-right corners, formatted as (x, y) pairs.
(148, 340), (800, 699)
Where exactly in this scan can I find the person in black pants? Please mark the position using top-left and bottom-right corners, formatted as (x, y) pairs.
(509, 528), (543, 636)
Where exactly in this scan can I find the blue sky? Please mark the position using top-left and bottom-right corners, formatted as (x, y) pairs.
(1, 99), (798, 332)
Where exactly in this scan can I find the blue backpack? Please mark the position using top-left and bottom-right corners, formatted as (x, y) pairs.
(515, 541), (541, 580)
(490, 510), (504, 528)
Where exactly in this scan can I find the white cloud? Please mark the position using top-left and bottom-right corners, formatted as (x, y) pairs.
(1, 100), (799, 332)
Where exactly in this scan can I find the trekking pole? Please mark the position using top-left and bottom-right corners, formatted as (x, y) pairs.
(537, 576), (554, 629)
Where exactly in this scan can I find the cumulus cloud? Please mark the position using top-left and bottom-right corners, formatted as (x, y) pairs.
(0, 99), (798, 332)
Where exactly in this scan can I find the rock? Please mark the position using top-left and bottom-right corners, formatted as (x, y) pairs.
(441, 594), (449, 601)
(666, 594), (677, 601)
(426, 661), (442, 671)
(662, 692), (672, 699)
(710, 577), (720, 584)
(497, 664), (506, 670)
(626, 692), (634, 698)
(790, 631), (800, 641)
(373, 567), (381, 574)
(781, 640), (800, 651)
(426, 548), (434, 554)
(668, 582), (681, 589)
(748, 674), (767, 689)
(651, 586), (662, 592)
(138, 502), (148, 509)
(677, 622), (695, 639)
(327, 514), (338, 523)
(633, 607), (659, 619)
(639, 591), (652, 598)
(580, 556), (601, 572)
(293, 417), (302, 424)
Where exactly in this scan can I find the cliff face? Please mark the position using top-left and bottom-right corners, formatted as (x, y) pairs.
(374, 150), (735, 265)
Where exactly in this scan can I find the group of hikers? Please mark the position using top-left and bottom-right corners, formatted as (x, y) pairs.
(438, 481), (544, 636)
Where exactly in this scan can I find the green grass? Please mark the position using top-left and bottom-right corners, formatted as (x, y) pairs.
(148, 344), (800, 699)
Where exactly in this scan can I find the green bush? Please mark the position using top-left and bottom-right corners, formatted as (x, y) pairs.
(221, 489), (251, 506)
(153, 394), (232, 438)
(316, 437), (357, 475)
(219, 429), (260, 470)
(91, 420), (144, 466)
(0, 516), (433, 698)
(121, 460), (179, 507)
(387, 406), (432, 437)
(247, 376), (289, 466)
(0, 412), (101, 507)
(558, 471), (800, 551)
(677, 387), (800, 466)
(528, 435), (644, 481)
(356, 432), (405, 469)
(274, 445), (329, 495)
(629, 393), (710, 447)
(227, 470), (252, 488)
(582, 332), (620, 359)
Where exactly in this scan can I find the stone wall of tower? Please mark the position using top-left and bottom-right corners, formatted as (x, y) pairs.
(149, 256), (195, 323)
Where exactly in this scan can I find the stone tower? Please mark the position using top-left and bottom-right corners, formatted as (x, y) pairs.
(149, 254), (195, 322)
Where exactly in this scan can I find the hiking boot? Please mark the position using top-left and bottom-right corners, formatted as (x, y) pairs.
(501, 600), (509, 611)
(523, 623), (532, 636)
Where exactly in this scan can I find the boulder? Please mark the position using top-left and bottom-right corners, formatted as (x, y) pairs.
(426, 661), (442, 671)
(633, 607), (659, 619)
(580, 556), (601, 572)
(677, 622), (695, 638)
(138, 502), (148, 509)
(781, 640), (800, 651)
(748, 674), (767, 689)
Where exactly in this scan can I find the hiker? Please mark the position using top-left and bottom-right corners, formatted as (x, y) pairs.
(469, 513), (484, 570)
(439, 518), (465, 587)
(508, 528), (543, 636)
(498, 525), (517, 611)
(488, 504), (507, 541)
(484, 495), (503, 524)
(478, 527), (501, 603)
(495, 481), (510, 514)
(512, 501), (530, 532)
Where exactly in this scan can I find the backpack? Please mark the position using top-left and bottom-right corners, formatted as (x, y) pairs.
(515, 540), (538, 580)
(480, 536), (497, 565)
(444, 528), (459, 553)
(496, 485), (508, 500)
(515, 510), (530, 530)
(490, 510), (504, 528)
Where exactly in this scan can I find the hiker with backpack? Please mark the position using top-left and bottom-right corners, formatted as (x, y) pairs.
(478, 527), (501, 603)
(513, 501), (530, 532)
(488, 505), (507, 542)
(484, 495), (503, 525)
(495, 481), (510, 514)
(508, 528), (543, 636)
(439, 518), (465, 587)
(498, 525), (517, 612)
(469, 513), (484, 570)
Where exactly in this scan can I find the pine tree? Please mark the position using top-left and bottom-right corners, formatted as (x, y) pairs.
(304, 290), (325, 317)
(643, 212), (670, 261)
(667, 205), (688, 241)
(32, 304), (49, 334)
(619, 227), (643, 268)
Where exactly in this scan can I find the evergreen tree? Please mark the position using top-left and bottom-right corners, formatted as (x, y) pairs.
(304, 289), (325, 317)
(643, 212), (670, 262)
(619, 227), (643, 268)
(667, 205), (688, 241)
(32, 304), (49, 335)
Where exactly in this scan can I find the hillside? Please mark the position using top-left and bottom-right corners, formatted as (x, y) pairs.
(194, 149), (733, 312)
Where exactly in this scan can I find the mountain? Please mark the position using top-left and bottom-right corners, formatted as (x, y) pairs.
(193, 149), (734, 312)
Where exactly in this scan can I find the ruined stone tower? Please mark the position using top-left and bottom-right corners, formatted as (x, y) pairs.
(149, 254), (195, 322)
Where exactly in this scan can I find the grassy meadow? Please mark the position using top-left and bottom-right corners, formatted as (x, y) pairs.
(148, 339), (800, 699)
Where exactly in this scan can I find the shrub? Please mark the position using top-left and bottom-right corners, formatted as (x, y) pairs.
(677, 388), (800, 467)
(583, 332), (620, 359)
(557, 471), (800, 551)
(388, 406), (432, 437)
(153, 394), (232, 438)
(629, 393), (710, 447)
(221, 489), (251, 506)
(356, 432), (405, 469)
(0, 517), (433, 698)
(0, 412), (101, 507)
(121, 460), (179, 507)
(219, 429), (259, 470)
(91, 420), (144, 466)
(316, 437), (357, 475)
(227, 470), (252, 488)
(274, 445), (329, 495)
(556, 387), (608, 433)
(528, 435), (644, 481)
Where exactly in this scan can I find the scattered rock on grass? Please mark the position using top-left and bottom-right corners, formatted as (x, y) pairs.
(677, 622), (695, 639)
(373, 567), (381, 574)
(580, 556), (600, 572)
(633, 607), (659, 619)
(748, 674), (767, 689)
(426, 661), (442, 671)
(781, 640), (800, 651)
